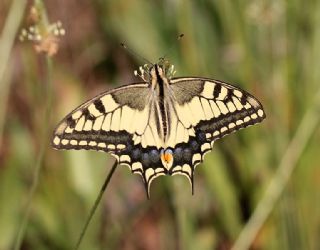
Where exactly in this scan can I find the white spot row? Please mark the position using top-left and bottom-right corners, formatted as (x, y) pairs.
(53, 136), (127, 150)
(205, 110), (264, 140)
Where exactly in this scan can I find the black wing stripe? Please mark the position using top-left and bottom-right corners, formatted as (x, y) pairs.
(213, 83), (221, 98)
(94, 99), (106, 114)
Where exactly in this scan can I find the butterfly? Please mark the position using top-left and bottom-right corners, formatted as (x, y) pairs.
(52, 58), (265, 197)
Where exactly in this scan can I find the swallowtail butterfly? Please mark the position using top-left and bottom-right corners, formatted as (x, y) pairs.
(52, 58), (265, 197)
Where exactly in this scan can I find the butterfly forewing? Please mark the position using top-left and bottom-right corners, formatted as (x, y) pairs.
(53, 83), (150, 158)
(170, 77), (265, 140)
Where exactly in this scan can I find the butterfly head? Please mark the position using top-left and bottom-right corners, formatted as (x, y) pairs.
(134, 58), (176, 82)
(157, 57), (176, 79)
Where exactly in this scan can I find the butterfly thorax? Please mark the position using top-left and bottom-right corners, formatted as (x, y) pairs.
(134, 62), (178, 154)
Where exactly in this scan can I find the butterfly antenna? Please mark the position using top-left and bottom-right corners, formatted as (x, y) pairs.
(120, 43), (153, 65)
(160, 33), (184, 60)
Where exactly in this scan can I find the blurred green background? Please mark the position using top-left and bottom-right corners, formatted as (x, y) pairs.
(1, 0), (320, 249)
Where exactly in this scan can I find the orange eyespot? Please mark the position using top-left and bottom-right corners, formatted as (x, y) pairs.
(160, 149), (173, 164)
(160, 149), (174, 170)
(163, 152), (172, 163)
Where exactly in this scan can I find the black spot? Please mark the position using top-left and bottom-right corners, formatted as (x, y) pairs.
(174, 147), (183, 162)
(142, 153), (150, 167)
(150, 150), (160, 164)
(132, 148), (141, 161)
(240, 94), (247, 105)
(224, 90), (233, 102)
(94, 99), (106, 113)
(197, 131), (207, 143)
(183, 148), (192, 162)
(214, 84), (221, 98)
(67, 116), (76, 128)
(83, 109), (95, 120)
(190, 140), (199, 151)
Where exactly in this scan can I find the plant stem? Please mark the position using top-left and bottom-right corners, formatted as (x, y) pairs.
(232, 89), (320, 250)
(74, 161), (118, 250)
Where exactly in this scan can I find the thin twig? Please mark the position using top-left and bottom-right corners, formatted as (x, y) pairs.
(74, 161), (118, 250)
(232, 89), (320, 250)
